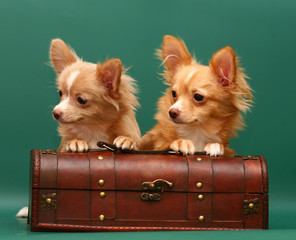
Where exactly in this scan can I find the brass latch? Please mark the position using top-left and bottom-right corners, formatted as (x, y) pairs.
(142, 179), (173, 192)
(140, 179), (173, 202)
(141, 193), (161, 201)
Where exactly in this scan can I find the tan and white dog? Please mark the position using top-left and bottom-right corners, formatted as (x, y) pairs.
(51, 39), (140, 152)
(16, 39), (141, 218)
(140, 35), (252, 156)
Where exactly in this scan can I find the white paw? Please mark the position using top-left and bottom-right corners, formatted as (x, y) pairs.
(66, 139), (89, 152)
(113, 136), (136, 150)
(170, 139), (195, 155)
(16, 206), (28, 218)
(203, 143), (224, 156)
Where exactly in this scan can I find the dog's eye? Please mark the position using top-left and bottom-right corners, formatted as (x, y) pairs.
(77, 97), (87, 105)
(172, 90), (177, 98)
(193, 93), (204, 102)
(59, 91), (62, 97)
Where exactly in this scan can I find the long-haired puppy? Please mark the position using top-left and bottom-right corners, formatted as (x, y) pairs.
(51, 39), (140, 152)
(140, 35), (252, 156)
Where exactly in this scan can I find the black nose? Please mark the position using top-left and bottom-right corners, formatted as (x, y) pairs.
(169, 108), (181, 119)
(53, 110), (62, 120)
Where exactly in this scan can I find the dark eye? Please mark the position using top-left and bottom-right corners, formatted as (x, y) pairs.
(193, 93), (204, 102)
(172, 90), (177, 98)
(59, 90), (62, 97)
(77, 97), (87, 105)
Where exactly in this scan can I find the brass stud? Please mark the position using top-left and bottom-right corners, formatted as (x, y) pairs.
(197, 194), (204, 201)
(198, 215), (205, 222)
(148, 194), (154, 200)
(99, 192), (106, 198)
(98, 155), (104, 160)
(99, 215), (105, 221)
(197, 157), (202, 161)
(196, 182), (203, 189)
(248, 203), (254, 209)
(98, 179), (105, 186)
(45, 198), (52, 204)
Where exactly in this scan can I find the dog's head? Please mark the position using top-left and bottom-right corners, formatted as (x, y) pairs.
(159, 35), (252, 127)
(50, 39), (123, 125)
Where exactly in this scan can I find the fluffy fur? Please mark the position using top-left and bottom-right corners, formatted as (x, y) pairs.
(140, 35), (252, 156)
(51, 39), (140, 152)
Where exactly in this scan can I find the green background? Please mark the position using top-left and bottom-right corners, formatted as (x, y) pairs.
(1, 0), (295, 239)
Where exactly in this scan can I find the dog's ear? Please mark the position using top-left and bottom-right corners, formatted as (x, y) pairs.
(97, 58), (122, 99)
(210, 46), (237, 87)
(161, 35), (192, 75)
(50, 39), (78, 74)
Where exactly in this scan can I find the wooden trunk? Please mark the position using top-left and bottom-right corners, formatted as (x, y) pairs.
(29, 148), (268, 231)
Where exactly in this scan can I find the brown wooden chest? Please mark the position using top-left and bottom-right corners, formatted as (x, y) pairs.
(29, 147), (268, 231)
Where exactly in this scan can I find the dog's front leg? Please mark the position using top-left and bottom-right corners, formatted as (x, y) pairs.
(170, 139), (195, 155)
(203, 143), (224, 156)
(113, 136), (137, 150)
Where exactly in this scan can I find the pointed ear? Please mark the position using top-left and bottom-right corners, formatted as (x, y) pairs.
(97, 58), (122, 99)
(210, 46), (237, 87)
(50, 39), (78, 74)
(161, 35), (192, 75)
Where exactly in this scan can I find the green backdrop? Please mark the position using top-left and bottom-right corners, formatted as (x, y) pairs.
(1, 0), (295, 239)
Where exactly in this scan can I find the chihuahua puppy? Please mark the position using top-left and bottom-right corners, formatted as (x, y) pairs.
(16, 39), (141, 218)
(140, 35), (252, 156)
(51, 39), (140, 152)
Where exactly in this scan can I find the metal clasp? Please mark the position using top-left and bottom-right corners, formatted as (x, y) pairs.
(142, 179), (173, 192)
(141, 193), (161, 201)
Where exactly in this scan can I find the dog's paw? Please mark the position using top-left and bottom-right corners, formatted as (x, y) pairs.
(113, 136), (137, 150)
(16, 206), (28, 218)
(203, 143), (224, 156)
(170, 139), (195, 155)
(66, 139), (89, 152)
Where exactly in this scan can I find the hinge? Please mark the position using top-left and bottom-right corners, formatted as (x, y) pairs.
(41, 149), (57, 155)
(241, 155), (258, 160)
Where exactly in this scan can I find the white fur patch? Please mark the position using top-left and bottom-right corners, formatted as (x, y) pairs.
(169, 99), (183, 112)
(67, 70), (79, 92)
(219, 68), (230, 81)
(185, 70), (197, 84)
(170, 139), (195, 155)
(113, 136), (136, 150)
(16, 206), (28, 218)
(204, 143), (224, 156)
(177, 126), (221, 152)
(66, 139), (89, 152)
(161, 54), (179, 66)
(54, 70), (80, 112)
(55, 97), (69, 112)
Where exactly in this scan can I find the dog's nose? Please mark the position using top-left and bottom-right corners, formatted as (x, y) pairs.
(169, 108), (181, 119)
(53, 109), (62, 120)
